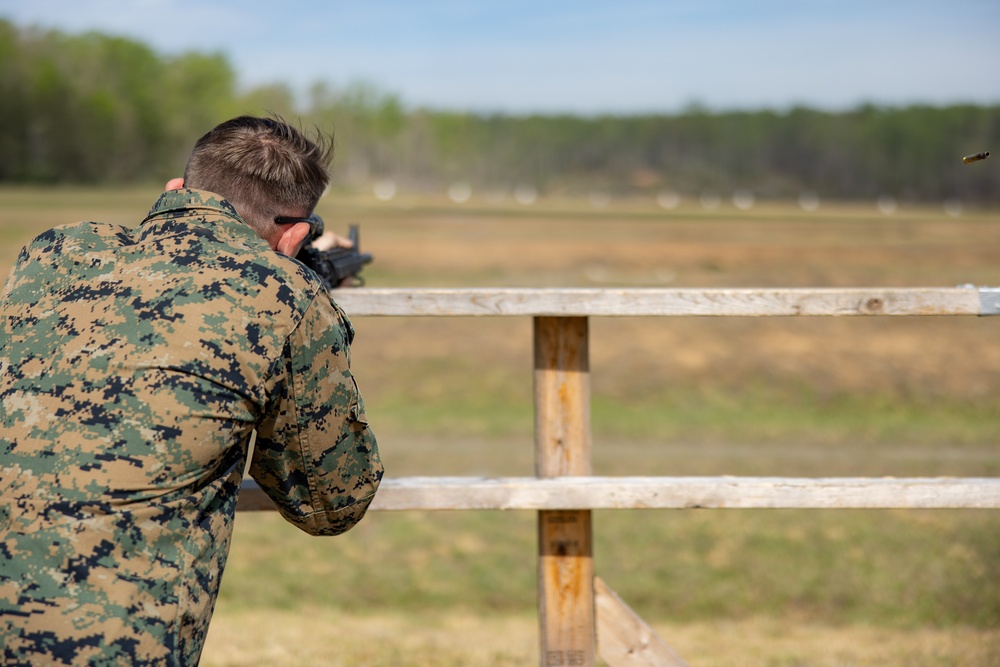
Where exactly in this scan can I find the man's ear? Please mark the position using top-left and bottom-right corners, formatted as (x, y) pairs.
(275, 222), (313, 257)
(165, 177), (185, 191)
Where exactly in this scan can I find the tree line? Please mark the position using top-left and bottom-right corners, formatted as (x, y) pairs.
(1, 19), (997, 203)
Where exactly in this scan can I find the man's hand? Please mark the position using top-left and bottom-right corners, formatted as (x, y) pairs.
(311, 231), (354, 252)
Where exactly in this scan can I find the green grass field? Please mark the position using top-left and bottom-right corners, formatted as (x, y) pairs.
(2, 186), (999, 665)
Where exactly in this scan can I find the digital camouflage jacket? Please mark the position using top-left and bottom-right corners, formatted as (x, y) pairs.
(0, 189), (383, 665)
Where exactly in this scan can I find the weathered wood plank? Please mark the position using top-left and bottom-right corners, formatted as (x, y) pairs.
(237, 477), (1000, 511)
(332, 287), (983, 317)
(595, 577), (690, 667)
(534, 317), (592, 478)
(535, 317), (596, 667)
(538, 510), (595, 667)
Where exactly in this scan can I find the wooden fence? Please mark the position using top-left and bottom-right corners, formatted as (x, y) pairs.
(238, 287), (1000, 667)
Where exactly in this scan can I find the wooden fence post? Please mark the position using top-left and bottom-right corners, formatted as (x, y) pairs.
(534, 316), (595, 667)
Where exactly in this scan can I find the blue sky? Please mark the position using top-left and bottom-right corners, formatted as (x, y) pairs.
(2, 0), (998, 114)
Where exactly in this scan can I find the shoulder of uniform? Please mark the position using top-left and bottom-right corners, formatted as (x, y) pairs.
(24, 220), (133, 251)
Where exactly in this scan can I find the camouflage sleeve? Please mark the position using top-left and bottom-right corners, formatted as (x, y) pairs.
(249, 292), (383, 536)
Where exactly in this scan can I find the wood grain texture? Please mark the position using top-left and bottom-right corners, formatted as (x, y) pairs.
(534, 317), (591, 478)
(535, 317), (595, 666)
(595, 576), (690, 667)
(332, 287), (983, 317)
(237, 477), (1000, 511)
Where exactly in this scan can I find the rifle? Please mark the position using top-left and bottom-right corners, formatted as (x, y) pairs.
(295, 216), (373, 289)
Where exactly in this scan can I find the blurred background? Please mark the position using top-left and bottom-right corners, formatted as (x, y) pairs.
(0, 1), (997, 206)
(2, 2), (1000, 666)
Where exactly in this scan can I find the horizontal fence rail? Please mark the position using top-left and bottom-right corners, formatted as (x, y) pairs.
(238, 476), (1000, 512)
(333, 286), (1000, 317)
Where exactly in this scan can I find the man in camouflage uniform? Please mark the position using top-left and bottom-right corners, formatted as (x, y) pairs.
(0, 116), (383, 665)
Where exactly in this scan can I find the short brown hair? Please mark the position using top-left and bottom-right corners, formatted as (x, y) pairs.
(183, 115), (333, 239)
